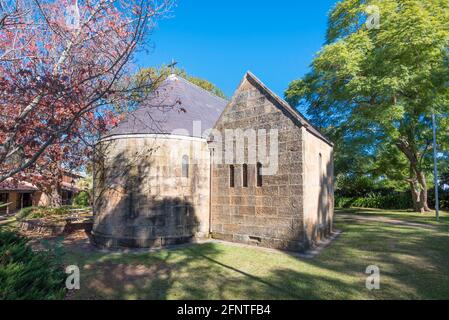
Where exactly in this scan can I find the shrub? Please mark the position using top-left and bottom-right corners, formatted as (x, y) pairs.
(336, 187), (449, 211)
(441, 199), (449, 211)
(428, 188), (449, 211)
(335, 192), (413, 210)
(336, 197), (354, 208)
(336, 175), (379, 197)
(73, 191), (90, 207)
(16, 206), (83, 221)
(0, 231), (66, 299)
(15, 206), (38, 220)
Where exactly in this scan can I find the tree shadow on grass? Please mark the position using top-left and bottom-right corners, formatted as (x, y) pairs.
(66, 242), (224, 300)
(72, 242), (363, 300)
(199, 213), (449, 300)
(65, 214), (449, 300)
(185, 246), (362, 300)
(303, 217), (449, 299)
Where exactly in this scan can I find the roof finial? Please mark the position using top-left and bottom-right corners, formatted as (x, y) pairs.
(168, 59), (178, 74)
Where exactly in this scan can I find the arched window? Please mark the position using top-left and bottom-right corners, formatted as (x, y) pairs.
(256, 162), (263, 187)
(229, 165), (235, 188)
(242, 163), (248, 188)
(182, 155), (189, 178)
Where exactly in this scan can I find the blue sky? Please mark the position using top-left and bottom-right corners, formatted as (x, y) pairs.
(136, 0), (338, 101)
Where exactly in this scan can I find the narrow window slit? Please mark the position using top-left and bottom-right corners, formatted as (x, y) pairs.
(242, 163), (248, 188)
(229, 165), (235, 188)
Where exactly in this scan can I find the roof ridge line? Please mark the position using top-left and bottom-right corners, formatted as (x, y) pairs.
(245, 71), (333, 146)
(172, 74), (229, 103)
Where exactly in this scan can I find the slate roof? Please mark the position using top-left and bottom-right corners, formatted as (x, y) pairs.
(105, 72), (332, 146)
(105, 75), (229, 138)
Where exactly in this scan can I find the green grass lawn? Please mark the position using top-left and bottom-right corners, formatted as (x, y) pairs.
(339, 207), (449, 227)
(62, 208), (449, 300)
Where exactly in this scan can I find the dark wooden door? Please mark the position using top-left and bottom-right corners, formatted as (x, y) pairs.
(22, 193), (33, 208)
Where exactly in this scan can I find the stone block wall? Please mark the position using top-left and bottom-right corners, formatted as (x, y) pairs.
(92, 134), (211, 248)
(210, 75), (308, 251)
(91, 72), (334, 251)
(302, 127), (334, 244)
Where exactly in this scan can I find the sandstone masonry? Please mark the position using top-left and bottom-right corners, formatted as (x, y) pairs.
(92, 72), (334, 251)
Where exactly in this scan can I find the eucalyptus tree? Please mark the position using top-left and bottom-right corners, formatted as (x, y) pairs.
(286, 0), (449, 212)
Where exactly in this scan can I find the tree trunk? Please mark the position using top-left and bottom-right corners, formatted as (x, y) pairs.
(409, 169), (420, 212)
(46, 184), (62, 208)
(408, 176), (430, 213)
(397, 138), (431, 213)
(416, 169), (431, 212)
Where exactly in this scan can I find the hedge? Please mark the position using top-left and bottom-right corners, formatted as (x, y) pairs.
(336, 192), (413, 210)
(336, 189), (449, 211)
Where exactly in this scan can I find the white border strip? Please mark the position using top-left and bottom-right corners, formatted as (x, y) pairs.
(99, 133), (207, 143)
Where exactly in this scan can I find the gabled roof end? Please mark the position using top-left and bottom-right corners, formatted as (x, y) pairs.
(243, 71), (333, 147)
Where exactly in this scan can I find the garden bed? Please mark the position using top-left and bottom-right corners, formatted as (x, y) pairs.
(17, 206), (93, 236)
(20, 217), (93, 236)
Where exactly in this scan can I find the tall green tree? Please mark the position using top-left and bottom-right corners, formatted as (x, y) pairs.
(136, 66), (227, 99)
(286, 0), (449, 212)
(112, 65), (227, 115)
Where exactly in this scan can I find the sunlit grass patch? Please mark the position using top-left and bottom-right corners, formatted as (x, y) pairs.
(63, 208), (449, 300)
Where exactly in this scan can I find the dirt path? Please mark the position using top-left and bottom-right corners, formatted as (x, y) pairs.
(337, 214), (438, 230)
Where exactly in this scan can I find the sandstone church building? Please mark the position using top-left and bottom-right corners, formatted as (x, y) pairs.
(92, 72), (334, 252)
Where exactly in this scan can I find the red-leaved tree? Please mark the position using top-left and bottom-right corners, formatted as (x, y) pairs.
(0, 0), (174, 204)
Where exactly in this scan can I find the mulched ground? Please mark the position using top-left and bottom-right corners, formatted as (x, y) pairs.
(19, 228), (96, 253)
